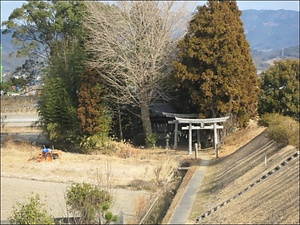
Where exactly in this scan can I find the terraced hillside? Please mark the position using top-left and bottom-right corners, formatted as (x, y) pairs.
(189, 132), (299, 224)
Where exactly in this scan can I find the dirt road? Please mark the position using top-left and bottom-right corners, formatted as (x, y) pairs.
(1, 112), (39, 127)
(1, 177), (150, 223)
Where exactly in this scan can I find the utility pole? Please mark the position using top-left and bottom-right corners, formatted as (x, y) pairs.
(0, 44), (2, 83)
(281, 47), (285, 58)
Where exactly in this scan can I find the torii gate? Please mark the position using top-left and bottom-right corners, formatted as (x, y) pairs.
(166, 114), (229, 158)
(162, 112), (198, 148)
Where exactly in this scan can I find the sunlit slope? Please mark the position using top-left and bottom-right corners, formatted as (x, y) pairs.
(191, 131), (299, 224)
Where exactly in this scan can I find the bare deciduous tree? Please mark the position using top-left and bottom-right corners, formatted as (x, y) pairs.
(83, 1), (190, 136)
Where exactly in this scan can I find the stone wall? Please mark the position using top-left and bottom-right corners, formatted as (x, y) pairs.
(1, 96), (38, 113)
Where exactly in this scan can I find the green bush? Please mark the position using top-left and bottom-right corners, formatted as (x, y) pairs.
(258, 59), (299, 122)
(145, 133), (158, 148)
(9, 193), (55, 225)
(80, 134), (109, 153)
(260, 113), (299, 147)
(66, 182), (117, 224)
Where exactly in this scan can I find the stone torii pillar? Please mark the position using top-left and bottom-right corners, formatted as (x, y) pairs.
(188, 122), (192, 155)
(167, 120), (179, 149)
(163, 112), (198, 150)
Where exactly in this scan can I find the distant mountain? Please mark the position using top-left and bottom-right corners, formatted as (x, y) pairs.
(1, 30), (26, 73)
(1, 9), (299, 74)
(251, 46), (299, 72)
(242, 9), (299, 51)
(241, 9), (299, 71)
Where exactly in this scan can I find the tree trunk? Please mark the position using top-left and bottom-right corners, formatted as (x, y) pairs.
(140, 99), (152, 137)
(117, 102), (123, 141)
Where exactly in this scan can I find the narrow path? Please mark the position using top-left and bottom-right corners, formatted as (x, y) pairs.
(168, 157), (209, 224)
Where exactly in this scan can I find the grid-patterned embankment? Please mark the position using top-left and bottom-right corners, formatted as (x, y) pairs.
(195, 151), (299, 223)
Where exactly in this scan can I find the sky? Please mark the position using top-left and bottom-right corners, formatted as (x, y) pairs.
(1, 1), (299, 25)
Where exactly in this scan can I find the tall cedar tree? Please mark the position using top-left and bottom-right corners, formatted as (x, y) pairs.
(258, 59), (299, 121)
(77, 69), (111, 147)
(40, 36), (85, 145)
(173, 0), (259, 128)
(38, 1), (87, 146)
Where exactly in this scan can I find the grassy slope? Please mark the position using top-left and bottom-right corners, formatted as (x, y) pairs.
(189, 131), (299, 224)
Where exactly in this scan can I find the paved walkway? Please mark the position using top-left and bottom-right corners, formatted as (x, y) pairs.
(168, 157), (210, 224)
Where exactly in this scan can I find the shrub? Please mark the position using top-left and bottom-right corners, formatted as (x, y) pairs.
(66, 182), (117, 224)
(145, 133), (158, 148)
(80, 133), (111, 153)
(9, 193), (55, 225)
(128, 179), (157, 191)
(260, 113), (299, 147)
(258, 59), (299, 122)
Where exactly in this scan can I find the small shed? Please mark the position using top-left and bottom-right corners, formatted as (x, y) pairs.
(149, 101), (176, 142)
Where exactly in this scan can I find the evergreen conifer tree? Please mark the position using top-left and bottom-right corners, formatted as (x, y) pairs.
(77, 69), (112, 149)
(37, 1), (87, 146)
(173, 0), (259, 127)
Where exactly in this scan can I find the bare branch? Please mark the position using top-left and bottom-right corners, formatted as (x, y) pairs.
(84, 1), (188, 102)
(83, 1), (190, 133)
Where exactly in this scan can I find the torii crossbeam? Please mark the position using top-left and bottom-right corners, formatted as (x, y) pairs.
(168, 116), (230, 158)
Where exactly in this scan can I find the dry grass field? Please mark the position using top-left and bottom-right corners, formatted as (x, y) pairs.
(1, 135), (193, 223)
(1, 138), (183, 185)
